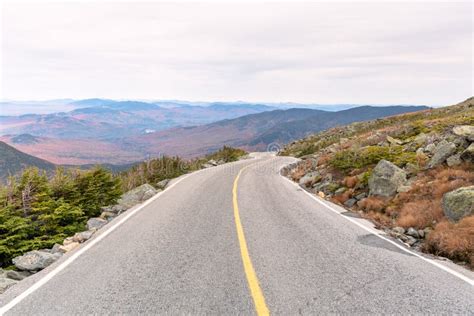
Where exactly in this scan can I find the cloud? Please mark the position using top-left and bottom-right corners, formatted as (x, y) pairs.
(1, 2), (472, 105)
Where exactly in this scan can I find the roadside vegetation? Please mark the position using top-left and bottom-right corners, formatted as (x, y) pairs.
(281, 97), (474, 268)
(0, 146), (247, 268)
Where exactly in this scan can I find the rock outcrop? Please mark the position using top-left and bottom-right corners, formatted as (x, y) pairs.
(369, 160), (407, 197)
(442, 186), (474, 221)
(453, 125), (474, 141)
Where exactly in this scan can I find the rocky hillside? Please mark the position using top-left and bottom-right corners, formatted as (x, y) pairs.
(281, 97), (474, 268)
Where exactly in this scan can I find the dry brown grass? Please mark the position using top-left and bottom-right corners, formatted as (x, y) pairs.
(357, 196), (387, 213)
(317, 154), (331, 166)
(423, 216), (474, 268)
(395, 200), (443, 229)
(342, 176), (359, 188)
(392, 165), (474, 229)
(332, 190), (352, 204)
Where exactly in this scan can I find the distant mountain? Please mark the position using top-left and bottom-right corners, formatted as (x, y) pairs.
(0, 141), (56, 180)
(123, 105), (429, 158)
(0, 100), (276, 139)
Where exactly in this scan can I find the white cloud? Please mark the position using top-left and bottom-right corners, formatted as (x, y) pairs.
(0, 1), (472, 105)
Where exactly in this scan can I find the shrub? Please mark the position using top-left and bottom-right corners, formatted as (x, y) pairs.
(342, 176), (358, 188)
(395, 200), (443, 229)
(357, 196), (387, 213)
(423, 216), (474, 268)
(329, 145), (416, 173)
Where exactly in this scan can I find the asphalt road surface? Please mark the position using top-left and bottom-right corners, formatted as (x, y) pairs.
(1, 153), (473, 315)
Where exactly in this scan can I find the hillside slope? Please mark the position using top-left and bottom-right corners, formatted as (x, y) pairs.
(281, 97), (474, 268)
(0, 141), (56, 180)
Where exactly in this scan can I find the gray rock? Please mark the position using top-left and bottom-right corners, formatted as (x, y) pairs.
(335, 187), (347, 195)
(100, 211), (116, 220)
(369, 160), (407, 197)
(51, 243), (63, 254)
(87, 217), (108, 231)
(0, 277), (17, 294)
(202, 163), (214, 168)
(460, 143), (474, 163)
(387, 135), (403, 145)
(418, 230), (425, 239)
(12, 250), (61, 271)
(406, 227), (420, 238)
(156, 179), (170, 188)
(72, 230), (95, 243)
(405, 236), (417, 246)
(413, 133), (428, 146)
(101, 204), (127, 215)
(392, 227), (405, 235)
(117, 184), (159, 208)
(344, 198), (357, 208)
(427, 140), (457, 168)
(355, 192), (367, 201)
(397, 185), (412, 193)
(425, 143), (436, 154)
(446, 154), (462, 167)
(4, 270), (31, 281)
(298, 171), (320, 186)
(453, 125), (474, 141)
(208, 159), (218, 166)
(442, 186), (474, 221)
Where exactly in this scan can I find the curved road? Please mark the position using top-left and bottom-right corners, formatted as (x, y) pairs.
(1, 153), (473, 314)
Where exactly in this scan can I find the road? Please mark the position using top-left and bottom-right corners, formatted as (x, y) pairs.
(1, 153), (473, 315)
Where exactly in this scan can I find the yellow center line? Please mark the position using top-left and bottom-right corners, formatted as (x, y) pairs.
(233, 165), (270, 316)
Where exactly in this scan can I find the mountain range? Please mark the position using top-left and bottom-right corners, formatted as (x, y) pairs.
(0, 102), (429, 165)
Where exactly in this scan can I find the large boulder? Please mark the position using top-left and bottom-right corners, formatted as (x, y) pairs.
(460, 143), (474, 163)
(0, 277), (17, 294)
(12, 250), (61, 271)
(442, 186), (474, 221)
(427, 140), (457, 168)
(117, 184), (159, 209)
(369, 160), (407, 197)
(453, 125), (474, 142)
(298, 171), (320, 186)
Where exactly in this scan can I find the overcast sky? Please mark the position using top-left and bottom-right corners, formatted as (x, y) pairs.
(0, 1), (472, 105)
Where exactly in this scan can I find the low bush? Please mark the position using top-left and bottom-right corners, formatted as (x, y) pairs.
(357, 196), (387, 213)
(0, 167), (121, 267)
(329, 145), (417, 173)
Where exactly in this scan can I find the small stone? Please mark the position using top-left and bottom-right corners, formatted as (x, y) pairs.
(4, 270), (31, 281)
(425, 143), (436, 154)
(344, 198), (357, 208)
(405, 236), (417, 246)
(156, 179), (170, 188)
(423, 227), (433, 236)
(418, 230), (425, 239)
(355, 192), (367, 201)
(446, 154), (462, 167)
(387, 135), (403, 145)
(72, 230), (94, 243)
(87, 217), (107, 231)
(317, 191), (325, 198)
(59, 242), (80, 253)
(100, 211), (116, 220)
(392, 227), (405, 235)
(51, 243), (63, 254)
(335, 187), (347, 195)
(63, 237), (75, 246)
(0, 277), (17, 294)
(397, 185), (412, 193)
(460, 143), (474, 163)
(406, 227), (420, 238)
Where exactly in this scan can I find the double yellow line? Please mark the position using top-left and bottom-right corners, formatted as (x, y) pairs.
(232, 166), (270, 316)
